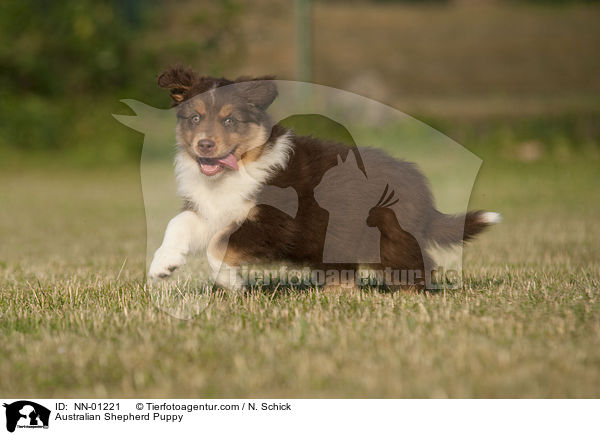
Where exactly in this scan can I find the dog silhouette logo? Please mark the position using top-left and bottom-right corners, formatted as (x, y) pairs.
(3, 401), (50, 433)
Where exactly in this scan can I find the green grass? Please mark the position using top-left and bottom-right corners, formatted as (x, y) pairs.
(1, 143), (599, 398)
(2, 0), (600, 398)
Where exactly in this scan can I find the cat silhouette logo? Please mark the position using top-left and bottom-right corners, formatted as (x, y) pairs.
(3, 401), (50, 432)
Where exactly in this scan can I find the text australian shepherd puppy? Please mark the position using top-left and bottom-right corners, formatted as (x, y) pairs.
(148, 65), (500, 289)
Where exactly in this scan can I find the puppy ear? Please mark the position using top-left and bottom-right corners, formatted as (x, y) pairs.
(157, 65), (199, 105)
(235, 76), (278, 109)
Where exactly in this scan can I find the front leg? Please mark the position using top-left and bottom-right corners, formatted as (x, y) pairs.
(207, 223), (245, 291)
(148, 210), (206, 279)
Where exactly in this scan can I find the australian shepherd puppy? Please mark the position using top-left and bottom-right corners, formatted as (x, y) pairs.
(148, 65), (500, 289)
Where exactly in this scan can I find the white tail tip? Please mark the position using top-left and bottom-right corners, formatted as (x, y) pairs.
(481, 212), (502, 224)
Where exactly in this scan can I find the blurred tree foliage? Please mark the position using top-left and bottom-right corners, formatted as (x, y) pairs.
(0, 0), (242, 164)
(0, 1), (141, 96)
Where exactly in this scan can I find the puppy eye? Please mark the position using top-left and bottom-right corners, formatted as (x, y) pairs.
(223, 117), (235, 127)
(191, 114), (201, 124)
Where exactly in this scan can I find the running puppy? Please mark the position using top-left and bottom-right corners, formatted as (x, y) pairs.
(149, 65), (500, 288)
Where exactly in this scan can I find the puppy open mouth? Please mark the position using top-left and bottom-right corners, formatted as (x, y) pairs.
(196, 151), (239, 176)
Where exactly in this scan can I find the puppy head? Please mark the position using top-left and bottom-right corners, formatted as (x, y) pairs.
(158, 65), (278, 177)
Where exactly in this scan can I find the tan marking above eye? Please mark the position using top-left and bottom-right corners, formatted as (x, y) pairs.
(218, 104), (233, 118)
(192, 99), (206, 115)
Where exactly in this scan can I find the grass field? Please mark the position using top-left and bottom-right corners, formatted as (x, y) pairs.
(2, 0), (600, 399)
(1, 135), (599, 398)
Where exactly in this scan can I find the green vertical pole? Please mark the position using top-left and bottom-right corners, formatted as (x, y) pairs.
(294, 0), (312, 83)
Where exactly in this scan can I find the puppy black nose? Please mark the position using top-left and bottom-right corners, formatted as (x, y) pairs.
(197, 138), (215, 152)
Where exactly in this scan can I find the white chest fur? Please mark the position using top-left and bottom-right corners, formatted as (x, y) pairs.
(173, 133), (293, 248)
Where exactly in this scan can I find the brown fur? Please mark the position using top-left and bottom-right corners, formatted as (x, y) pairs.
(158, 66), (496, 289)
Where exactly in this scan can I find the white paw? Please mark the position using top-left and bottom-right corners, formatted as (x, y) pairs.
(148, 247), (186, 280)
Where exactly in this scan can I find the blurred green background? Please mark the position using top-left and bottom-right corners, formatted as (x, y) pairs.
(1, 0), (599, 166)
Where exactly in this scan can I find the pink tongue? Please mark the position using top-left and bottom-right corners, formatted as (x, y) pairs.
(217, 153), (239, 170)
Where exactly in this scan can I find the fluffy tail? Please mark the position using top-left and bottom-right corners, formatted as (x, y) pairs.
(428, 210), (501, 246)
